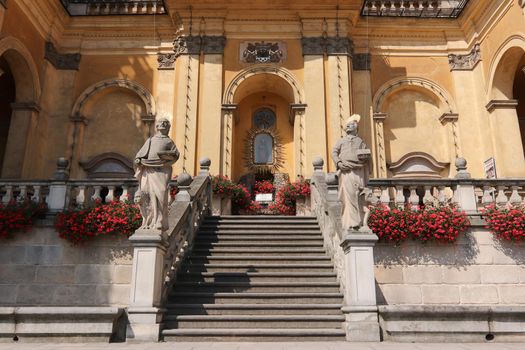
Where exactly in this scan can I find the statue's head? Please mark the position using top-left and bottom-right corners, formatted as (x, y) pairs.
(345, 114), (361, 136)
(155, 118), (171, 136)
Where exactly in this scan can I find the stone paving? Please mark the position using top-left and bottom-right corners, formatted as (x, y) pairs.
(0, 343), (523, 350)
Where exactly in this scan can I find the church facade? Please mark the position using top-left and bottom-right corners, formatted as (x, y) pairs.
(1, 0), (525, 183)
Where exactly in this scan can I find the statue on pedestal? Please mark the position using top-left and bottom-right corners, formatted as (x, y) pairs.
(331, 114), (371, 231)
(134, 118), (179, 232)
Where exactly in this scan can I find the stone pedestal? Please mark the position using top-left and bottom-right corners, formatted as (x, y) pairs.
(127, 232), (168, 342)
(212, 195), (231, 216)
(340, 231), (380, 342)
(296, 196), (311, 216)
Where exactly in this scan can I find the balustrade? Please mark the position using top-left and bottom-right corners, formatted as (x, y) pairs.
(0, 182), (49, 206)
(61, 0), (166, 16)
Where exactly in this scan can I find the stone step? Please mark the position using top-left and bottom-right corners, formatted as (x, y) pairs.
(171, 281), (341, 293)
(193, 242), (324, 248)
(165, 303), (343, 315)
(163, 314), (345, 329)
(187, 256), (331, 264)
(197, 230), (321, 235)
(167, 292), (344, 304)
(200, 225), (320, 230)
(204, 219), (318, 225)
(205, 215), (317, 221)
(161, 328), (346, 341)
(191, 248), (327, 256)
(177, 272), (337, 283)
(181, 263), (335, 273)
(195, 235), (324, 241)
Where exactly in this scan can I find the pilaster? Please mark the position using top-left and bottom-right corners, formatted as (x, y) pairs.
(439, 113), (461, 173)
(220, 104), (236, 178)
(290, 104), (307, 177)
(485, 99), (525, 177)
(372, 113), (387, 178)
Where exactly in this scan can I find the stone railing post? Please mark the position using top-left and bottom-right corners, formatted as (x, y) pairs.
(340, 232), (380, 342)
(127, 173), (193, 342)
(453, 158), (478, 215)
(46, 158), (70, 214)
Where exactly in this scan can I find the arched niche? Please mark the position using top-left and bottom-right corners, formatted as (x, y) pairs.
(389, 152), (448, 179)
(80, 152), (134, 178)
(70, 79), (156, 178)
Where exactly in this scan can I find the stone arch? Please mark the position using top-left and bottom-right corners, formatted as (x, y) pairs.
(223, 65), (304, 105)
(487, 34), (525, 100)
(373, 76), (457, 114)
(0, 36), (41, 102)
(72, 78), (156, 117)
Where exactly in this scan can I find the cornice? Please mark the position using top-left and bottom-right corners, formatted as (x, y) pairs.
(460, 0), (513, 47)
(16, 0), (68, 44)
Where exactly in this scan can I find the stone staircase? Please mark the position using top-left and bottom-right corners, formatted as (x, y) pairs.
(161, 215), (346, 341)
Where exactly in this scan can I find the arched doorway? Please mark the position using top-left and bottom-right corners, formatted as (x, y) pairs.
(514, 54), (525, 156)
(0, 57), (15, 174)
(0, 36), (41, 179)
(222, 66), (305, 182)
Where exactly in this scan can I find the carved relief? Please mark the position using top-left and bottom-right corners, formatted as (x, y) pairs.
(44, 42), (81, 70)
(157, 53), (176, 70)
(353, 53), (371, 71)
(301, 37), (353, 56)
(240, 42), (285, 64)
(448, 44), (481, 71)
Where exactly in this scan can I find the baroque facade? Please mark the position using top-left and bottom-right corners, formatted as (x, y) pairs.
(0, 0), (524, 182)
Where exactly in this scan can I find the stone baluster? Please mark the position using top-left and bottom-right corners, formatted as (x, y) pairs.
(131, 3), (138, 13)
(76, 185), (87, 207)
(32, 185), (42, 204)
(121, 185), (130, 202)
(437, 186), (447, 205)
(423, 185), (434, 204)
(409, 186), (419, 210)
(495, 186), (508, 206)
(394, 185), (405, 207)
(2, 185), (13, 204)
(17, 185), (28, 203)
(106, 186), (116, 202)
(379, 186), (390, 206)
(509, 186), (522, 205)
(482, 185), (494, 205)
(92, 185), (102, 202)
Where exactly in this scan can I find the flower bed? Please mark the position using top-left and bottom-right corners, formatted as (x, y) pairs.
(482, 204), (525, 242)
(0, 201), (47, 239)
(254, 180), (275, 195)
(269, 178), (311, 216)
(368, 205), (470, 244)
(55, 201), (142, 244)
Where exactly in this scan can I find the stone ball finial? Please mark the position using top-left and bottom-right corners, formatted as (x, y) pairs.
(455, 157), (467, 171)
(325, 172), (338, 186)
(57, 157), (69, 169)
(312, 157), (324, 171)
(53, 157), (70, 181)
(177, 172), (193, 187)
(200, 157), (211, 167)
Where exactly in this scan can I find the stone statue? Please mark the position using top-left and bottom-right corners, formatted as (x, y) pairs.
(134, 118), (179, 232)
(331, 114), (371, 231)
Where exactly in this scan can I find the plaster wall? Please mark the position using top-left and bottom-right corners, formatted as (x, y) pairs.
(375, 227), (525, 306)
(0, 224), (132, 307)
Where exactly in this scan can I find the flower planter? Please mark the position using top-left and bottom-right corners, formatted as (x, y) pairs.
(295, 196), (311, 216)
(212, 194), (231, 216)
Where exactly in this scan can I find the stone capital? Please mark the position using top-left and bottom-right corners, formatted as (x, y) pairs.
(45, 42), (81, 70)
(340, 232), (378, 253)
(221, 104), (238, 112)
(353, 53), (371, 71)
(302, 36), (353, 56)
(486, 99), (518, 112)
(69, 113), (88, 125)
(173, 35), (226, 57)
(157, 53), (176, 70)
(372, 112), (387, 121)
(448, 44), (481, 71)
(439, 113), (459, 125)
(202, 36), (226, 55)
(10, 101), (41, 112)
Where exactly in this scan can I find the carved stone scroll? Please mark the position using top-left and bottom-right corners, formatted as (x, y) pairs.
(157, 53), (176, 70)
(44, 42), (81, 70)
(448, 44), (481, 71)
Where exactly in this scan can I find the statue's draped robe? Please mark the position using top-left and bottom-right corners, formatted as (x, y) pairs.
(331, 135), (369, 229)
(135, 134), (179, 231)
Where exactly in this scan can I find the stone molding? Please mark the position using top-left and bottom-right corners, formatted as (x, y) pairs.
(173, 35), (226, 58)
(157, 53), (176, 70)
(301, 36), (353, 56)
(10, 101), (40, 112)
(439, 112), (459, 124)
(71, 79), (156, 117)
(44, 42), (81, 71)
(69, 112), (88, 125)
(486, 99), (518, 112)
(372, 112), (387, 121)
(353, 53), (371, 71)
(448, 44), (481, 71)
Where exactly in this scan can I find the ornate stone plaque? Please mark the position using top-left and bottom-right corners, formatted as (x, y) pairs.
(240, 41), (286, 64)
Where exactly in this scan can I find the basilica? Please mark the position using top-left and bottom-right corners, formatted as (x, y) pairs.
(2, 0), (525, 343)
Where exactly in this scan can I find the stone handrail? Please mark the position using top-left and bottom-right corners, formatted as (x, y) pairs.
(309, 158), (347, 293)
(161, 170), (211, 303)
